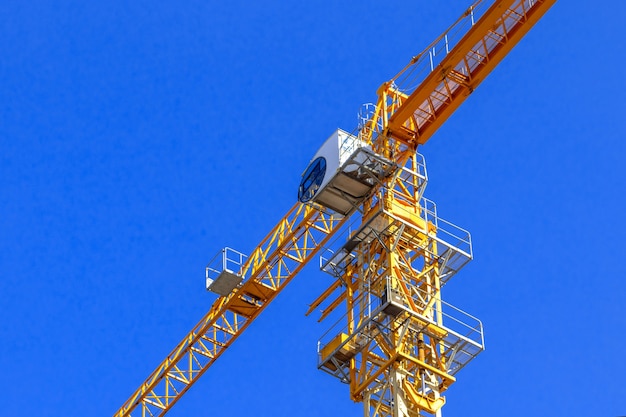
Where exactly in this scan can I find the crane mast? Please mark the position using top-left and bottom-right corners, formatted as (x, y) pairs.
(115, 0), (555, 416)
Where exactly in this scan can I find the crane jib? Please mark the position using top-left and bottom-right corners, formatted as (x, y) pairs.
(385, 0), (556, 147)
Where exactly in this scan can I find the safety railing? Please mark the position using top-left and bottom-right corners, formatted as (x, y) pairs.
(316, 276), (484, 374)
(205, 247), (248, 289)
(419, 197), (472, 259)
(319, 195), (471, 282)
(390, 0), (492, 94)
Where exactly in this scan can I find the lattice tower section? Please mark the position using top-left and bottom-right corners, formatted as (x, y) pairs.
(312, 153), (484, 417)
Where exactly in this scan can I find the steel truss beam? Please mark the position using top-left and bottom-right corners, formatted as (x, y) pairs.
(115, 203), (347, 416)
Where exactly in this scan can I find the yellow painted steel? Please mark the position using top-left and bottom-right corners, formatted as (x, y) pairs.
(355, 168), (450, 415)
(116, 0), (556, 416)
(362, 0), (557, 150)
(115, 203), (347, 417)
(313, 1), (556, 416)
(403, 381), (446, 414)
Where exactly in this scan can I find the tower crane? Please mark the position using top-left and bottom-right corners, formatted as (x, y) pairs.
(115, 1), (555, 416)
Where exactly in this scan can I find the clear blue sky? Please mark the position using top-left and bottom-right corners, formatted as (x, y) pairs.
(1, 1), (625, 416)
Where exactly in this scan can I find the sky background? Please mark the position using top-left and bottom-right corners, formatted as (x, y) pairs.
(1, 1), (625, 416)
